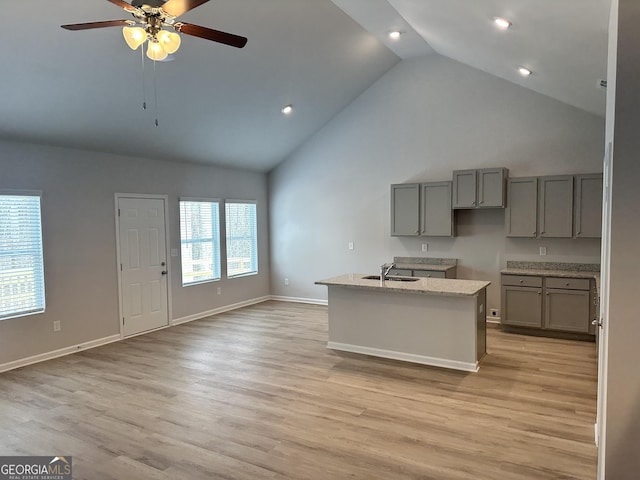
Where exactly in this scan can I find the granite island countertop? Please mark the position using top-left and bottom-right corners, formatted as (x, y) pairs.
(315, 274), (490, 297)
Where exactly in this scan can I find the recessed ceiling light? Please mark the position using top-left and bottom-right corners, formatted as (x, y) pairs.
(494, 17), (512, 30)
(518, 67), (532, 77)
(389, 31), (402, 40)
(281, 105), (293, 115)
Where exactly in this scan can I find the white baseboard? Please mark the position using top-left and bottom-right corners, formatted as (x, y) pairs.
(327, 341), (479, 373)
(0, 334), (121, 374)
(270, 295), (328, 305)
(486, 316), (501, 324)
(172, 295), (272, 326)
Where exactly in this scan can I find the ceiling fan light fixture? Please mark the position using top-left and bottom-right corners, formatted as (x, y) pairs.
(157, 30), (181, 54)
(388, 31), (402, 40)
(147, 40), (168, 61)
(281, 105), (293, 115)
(123, 26), (147, 50)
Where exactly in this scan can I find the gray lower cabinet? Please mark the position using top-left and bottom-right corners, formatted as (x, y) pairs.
(452, 168), (507, 209)
(391, 182), (453, 237)
(574, 173), (603, 238)
(544, 288), (590, 332)
(390, 183), (420, 236)
(389, 268), (455, 279)
(501, 285), (543, 327)
(501, 274), (593, 335)
(539, 175), (574, 238)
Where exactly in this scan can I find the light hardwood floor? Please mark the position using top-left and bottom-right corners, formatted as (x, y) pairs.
(0, 301), (597, 479)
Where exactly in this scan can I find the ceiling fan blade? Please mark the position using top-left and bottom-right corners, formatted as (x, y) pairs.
(61, 20), (132, 31)
(161, 0), (210, 17)
(106, 0), (137, 12)
(175, 23), (247, 48)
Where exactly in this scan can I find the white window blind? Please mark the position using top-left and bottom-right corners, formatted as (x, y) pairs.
(0, 194), (46, 320)
(225, 201), (258, 278)
(179, 199), (221, 286)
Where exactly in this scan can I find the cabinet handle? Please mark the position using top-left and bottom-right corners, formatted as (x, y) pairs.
(537, 292), (541, 295)
(565, 282), (570, 286)
(416, 230), (419, 234)
(533, 232), (536, 235)
(519, 280), (523, 283)
(546, 292), (549, 295)
(472, 201), (477, 206)
(577, 231), (581, 235)
(479, 201), (484, 205)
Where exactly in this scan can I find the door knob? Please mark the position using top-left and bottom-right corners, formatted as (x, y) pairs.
(161, 271), (167, 275)
(592, 319), (603, 327)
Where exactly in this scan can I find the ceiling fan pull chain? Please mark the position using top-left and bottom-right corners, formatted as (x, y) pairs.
(141, 43), (147, 110)
(153, 58), (159, 127)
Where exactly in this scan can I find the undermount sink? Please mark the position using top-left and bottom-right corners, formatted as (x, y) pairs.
(362, 275), (419, 282)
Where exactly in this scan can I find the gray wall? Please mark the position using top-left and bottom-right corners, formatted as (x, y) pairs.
(0, 139), (270, 365)
(604, 0), (640, 476)
(269, 54), (604, 310)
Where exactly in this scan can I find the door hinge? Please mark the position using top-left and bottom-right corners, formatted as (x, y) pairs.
(123, 317), (125, 324)
(118, 208), (121, 217)
(120, 264), (123, 271)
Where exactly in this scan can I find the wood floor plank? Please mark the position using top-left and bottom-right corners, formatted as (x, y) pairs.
(0, 301), (597, 479)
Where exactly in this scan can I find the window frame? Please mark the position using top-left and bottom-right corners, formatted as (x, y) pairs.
(224, 199), (258, 279)
(0, 190), (46, 321)
(179, 197), (222, 287)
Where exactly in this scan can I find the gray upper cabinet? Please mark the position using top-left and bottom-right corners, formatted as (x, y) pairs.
(420, 182), (453, 237)
(390, 184), (420, 236)
(574, 173), (603, 238)
(452, 170), (477, 208)
(453, 168), (507, 209)
(505, 177), (538, 237)
(539, 175), (574, 238)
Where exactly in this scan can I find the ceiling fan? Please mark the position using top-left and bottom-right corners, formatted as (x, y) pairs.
(61, 0), (247, 61)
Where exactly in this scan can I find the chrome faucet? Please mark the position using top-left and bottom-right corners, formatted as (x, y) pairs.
(380, 262), (396, 280)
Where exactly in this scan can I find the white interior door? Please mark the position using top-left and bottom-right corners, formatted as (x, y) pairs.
(118, 197), (169, 336)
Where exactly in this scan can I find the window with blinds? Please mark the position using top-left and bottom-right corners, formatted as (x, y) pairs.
(0, 194), (46, 320)
(225, 201), (258, 278)
(179, 199), (221, 286)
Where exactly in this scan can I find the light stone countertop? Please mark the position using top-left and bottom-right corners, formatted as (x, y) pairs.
(315, 274), (490, 297)
(501, 264), (600, 295)
(393, 263), (456, 272)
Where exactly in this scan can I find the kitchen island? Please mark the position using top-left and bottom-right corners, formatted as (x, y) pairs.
(315, 274), (490, 372)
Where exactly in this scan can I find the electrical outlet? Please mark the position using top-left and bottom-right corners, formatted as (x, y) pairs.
(540, 246), (547, 256)
(284, 278), (289, 286)
(348, 241), (354, 250)
(53, 321), (61, 332)
(421, 243), (428, 252)
(490, 308), (500, 318)
(217, 287), (222, 295)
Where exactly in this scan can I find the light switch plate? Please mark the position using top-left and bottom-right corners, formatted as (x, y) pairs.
(422, 243), (428, 252)
(348, 242), (354, 250)
(540, 246), (547, 256)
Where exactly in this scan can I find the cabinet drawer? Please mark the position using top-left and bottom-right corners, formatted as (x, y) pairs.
(501, 275), (542, 287)
(413, 270), (446, 279)
(545, 277), (590, 291)
(388, 269), (412, 277)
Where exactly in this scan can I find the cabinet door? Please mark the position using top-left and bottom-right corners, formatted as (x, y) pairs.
(420, 182), (453, 237)
(390, 184), (420, 236)
(452, 170), (477, 208)
(478, 168), (507, 208)
(413, 270), (446, 278)
(545, 288), (590, 333)
(574, 173), (603, 238)
(505, 177), (538, 237)
(539, 175), (573, 238)
(501, 286), (543, 327)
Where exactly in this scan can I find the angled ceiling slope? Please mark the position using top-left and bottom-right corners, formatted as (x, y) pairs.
(0, 0), (399, 171)
(335, 0), (610, 116)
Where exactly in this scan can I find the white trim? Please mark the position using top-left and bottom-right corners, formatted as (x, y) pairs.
(327, 341), (479, 372)
(270, 295), (328, 306)
(171, 296), (271, 325)
(0, 335), (120, 374)
(115, 194), (172, 339)
(486, 316), (501, 324)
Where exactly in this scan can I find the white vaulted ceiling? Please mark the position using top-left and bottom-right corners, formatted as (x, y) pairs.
(0, 0), (610, 172)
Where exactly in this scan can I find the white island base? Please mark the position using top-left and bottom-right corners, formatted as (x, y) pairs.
(318, 275), (488, 372)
